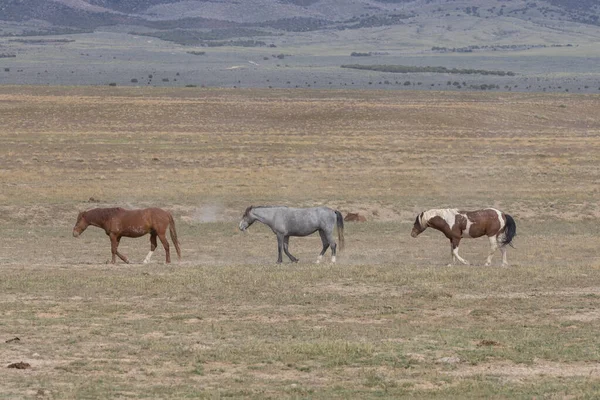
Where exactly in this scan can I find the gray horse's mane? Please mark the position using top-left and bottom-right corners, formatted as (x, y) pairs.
(245, 205), (289, 216)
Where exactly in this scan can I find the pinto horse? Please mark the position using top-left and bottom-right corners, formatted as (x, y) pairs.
(73, 207), (181, 264)
(411, 208), (516, 266)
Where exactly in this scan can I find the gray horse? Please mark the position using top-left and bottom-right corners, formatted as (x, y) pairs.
(239, 206), (345, 264)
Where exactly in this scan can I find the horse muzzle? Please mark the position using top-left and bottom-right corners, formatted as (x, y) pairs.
(73, 230), (80, 238)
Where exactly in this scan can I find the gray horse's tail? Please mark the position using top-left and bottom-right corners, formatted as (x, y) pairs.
(501, 214), (516, 248)
(168, 213), (182, 260)
(335, 210), (345, 251)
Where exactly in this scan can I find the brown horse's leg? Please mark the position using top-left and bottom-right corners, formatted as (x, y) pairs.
(110, 235), (129, 264)
(109, 235), (117, 264)
(158, 233), (171, 263)
(144, 233), (158, 264)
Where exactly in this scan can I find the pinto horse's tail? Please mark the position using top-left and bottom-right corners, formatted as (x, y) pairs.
(501, 214), (516, 248)
(168, 213), (182, 260)
(335, 210), (345, 251)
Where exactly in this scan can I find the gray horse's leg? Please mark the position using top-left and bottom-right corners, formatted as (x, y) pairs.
(325, 229), (337, 263)
(276, 233), (284, 264)
(283, 236), (298, 263)
(316, 230), (330, 264)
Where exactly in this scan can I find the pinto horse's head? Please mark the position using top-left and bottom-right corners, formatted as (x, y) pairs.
(238, 206), (256, 232)
(73, 211), (89, 237)
(411, 212), (427, 238)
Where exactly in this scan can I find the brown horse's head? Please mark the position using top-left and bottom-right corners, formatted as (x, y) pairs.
(411, 212), (427, 238)
(238, 206), (256, 231)
(73, 211), (89, 237)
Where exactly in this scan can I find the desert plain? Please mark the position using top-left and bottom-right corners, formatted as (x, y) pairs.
(0, 86), (599, 398)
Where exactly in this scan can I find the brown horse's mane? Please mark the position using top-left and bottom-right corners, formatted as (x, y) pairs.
(84, 207), (124, 223)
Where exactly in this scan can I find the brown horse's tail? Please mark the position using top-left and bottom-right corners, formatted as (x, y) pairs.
(335, 210), (345, 252)
(168, 213), (182, 260)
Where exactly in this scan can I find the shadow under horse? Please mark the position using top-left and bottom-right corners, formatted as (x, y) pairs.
(239, 206), (345, 264)
(73, 207), (181, 264)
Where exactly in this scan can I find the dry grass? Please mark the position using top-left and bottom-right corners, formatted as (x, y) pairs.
(0, 86), (600, 398)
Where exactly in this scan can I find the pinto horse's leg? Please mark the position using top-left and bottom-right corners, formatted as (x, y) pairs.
(144, 233), (158, 264)
(448, 242), (455, 266)
(283, 236), (298, 263)
(158, 233), (171, 263)
(485, 235), (499, 266)
(316, 230), (330, 264)
(276, 234), (284, 264)
(500, 245), (509, 267)
(449, 238), (469, 266)
(110, 234), (129, 264)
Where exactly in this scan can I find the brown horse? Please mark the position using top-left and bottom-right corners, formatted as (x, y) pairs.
(411, 208), (516, 266)
(73, 207), (181, 264)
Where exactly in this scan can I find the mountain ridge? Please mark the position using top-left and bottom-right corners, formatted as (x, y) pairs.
(1, 0), (599, 30)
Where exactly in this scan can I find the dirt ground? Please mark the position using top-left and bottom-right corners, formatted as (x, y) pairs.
(0, 86), (599, 398)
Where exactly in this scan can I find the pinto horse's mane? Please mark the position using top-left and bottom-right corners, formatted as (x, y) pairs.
(420, 208), (459, 227)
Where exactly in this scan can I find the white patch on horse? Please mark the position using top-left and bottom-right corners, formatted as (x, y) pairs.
(462, 214), (474, 238)
(491, 208), (505, 231)
(422, 209), (459, 229)
(316, 255), (323, 264)
(143, 250), (154, 264)
(331, 256), (336, 263)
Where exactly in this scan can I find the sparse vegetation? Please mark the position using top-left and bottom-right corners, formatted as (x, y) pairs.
(341, 64), (516, 76)
(0, 27), (92, 37)
(431, 44), (574, 53)
(131, 28), (272, 46)
(8, 38), (75, 44)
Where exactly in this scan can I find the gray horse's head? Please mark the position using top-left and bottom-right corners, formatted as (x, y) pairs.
(239, 206), (256, 231)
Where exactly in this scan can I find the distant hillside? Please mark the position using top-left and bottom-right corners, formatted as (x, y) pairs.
(1, 0), (599, 33)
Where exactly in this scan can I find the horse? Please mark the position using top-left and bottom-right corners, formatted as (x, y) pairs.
(238, 206), (345, 264)
(73, 207), (181, 264)
(411, 208), (516, 266)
